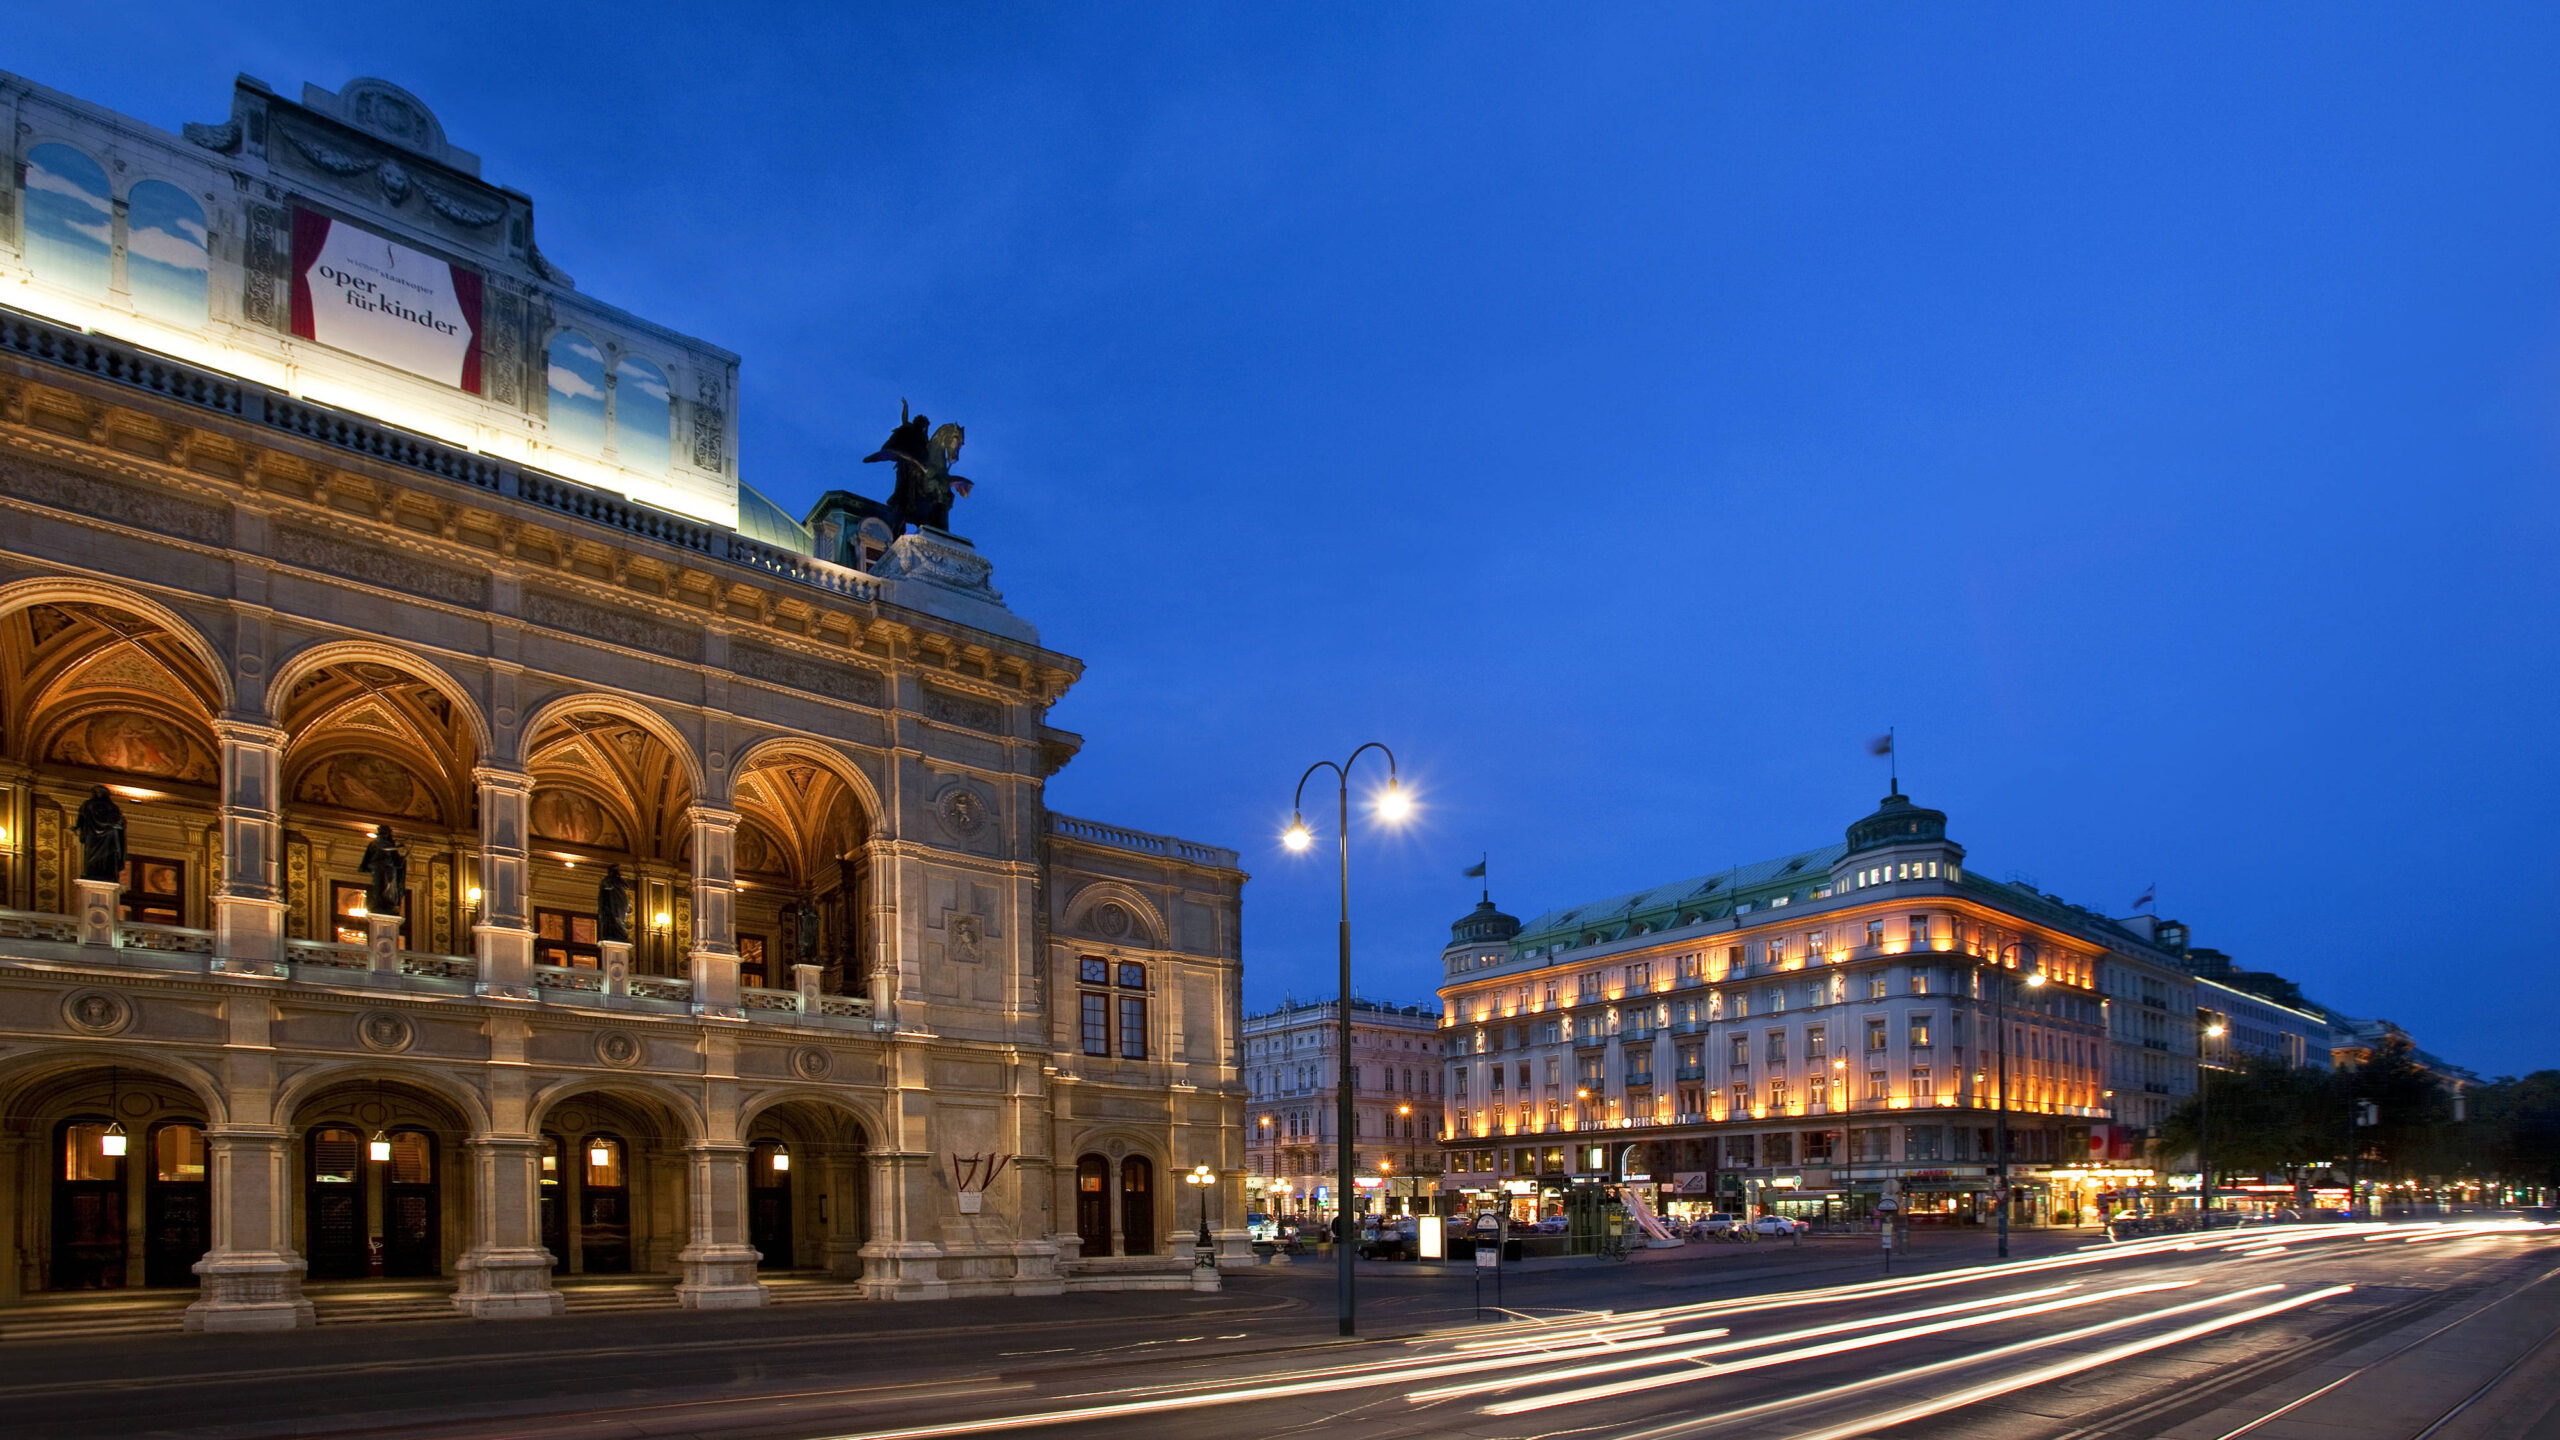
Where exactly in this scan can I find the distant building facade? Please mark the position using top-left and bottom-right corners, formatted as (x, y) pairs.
(1435, 788), (2202, 1227)
(1242, 997), (1440, 1219)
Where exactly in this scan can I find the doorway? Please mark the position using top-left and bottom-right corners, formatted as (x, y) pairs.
(539, 1134), (568, 1273)
(51, 1119), (126, 1290)
(578, 1135), (631, 1273)
(1120, 1156), (1156, 1256)
(1075, 1155), (1111, 1257)
(144, 1122), (209, 1286)
(304, 1127), (368, 1280)
(382, 1129), (439, 1277)
(749, 1141), (793, 1268)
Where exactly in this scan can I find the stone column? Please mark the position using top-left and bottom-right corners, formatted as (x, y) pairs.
(185, 1126), (312, 1331)
(674, 1141), (767, 1308)
(472, 768), (535, 999)
(453, 1137), (563, 1318)
(686, 806), (742, 1020)
(211, 721), (288, 976)
(365, 912), (403, 978)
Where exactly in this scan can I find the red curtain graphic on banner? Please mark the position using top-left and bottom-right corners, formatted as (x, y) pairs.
(289, 208), (482, 393)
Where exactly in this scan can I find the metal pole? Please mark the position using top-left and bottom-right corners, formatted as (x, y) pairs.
(1994, 962), (2010, 1261)
(2198, 1053), (2211, 1231)
(1335, 773), (1355, 1337)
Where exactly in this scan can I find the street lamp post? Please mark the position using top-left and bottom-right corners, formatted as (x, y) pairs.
(2199, 1018), (2226, 1230)
(1398, 1102), (1415, 1214)
(1982, 945), (2047, 1260)
(1283, 744), (1408, 1338)
(1185, 1162), (1216, 1252)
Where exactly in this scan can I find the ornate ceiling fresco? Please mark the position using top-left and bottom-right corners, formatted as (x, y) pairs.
(4, 603), (224, 788)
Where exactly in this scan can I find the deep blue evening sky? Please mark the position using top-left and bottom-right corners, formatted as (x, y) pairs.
(20, 6), (2559, 1074)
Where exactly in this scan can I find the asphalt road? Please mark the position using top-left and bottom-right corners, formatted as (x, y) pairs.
(9, 1221), (2557, 1440)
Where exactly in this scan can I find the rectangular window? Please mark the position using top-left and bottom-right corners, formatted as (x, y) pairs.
(1866, 919), (1886, 948)
(1079, 956), (1109, 985)
(1808, 929), (1827, 957)
(1765, 1030), (1787, 1065)
(1728, 1082), (1749, 1115)
(1730, 1034), (1750, 1068)
(1807, 1028), (1828, 1063)
(1578, 971), (1601, 1001)
(1911, 1066), (1933, 1098)
(1867, 1069), (1890, 1100)
(1768, 1078), (1787, 1110)
(1540, 1020), (1560, 1045)
(1866, 1018), (1889, 1052)
(1909, 914), (1932, 948)
(1802, 1130), (1835, 1163)
(1725, 1133), (1756, 1166)
(1578, 1054), (1604, 1088)
(122, 855), (185, 927)
(1905, 1124), (1944, 1161)
(1765, 937), (1787, 966)
(534, 907), (599, 968)
(1911, 969), (1931, 995)
(737, 934), (768, 989)
(1116, 961), (1146, 989)
(1851, 1127), (1892, 1163)
(1764, 1131), (1795, 1165)
(1909, 1014), (1934, 1048)
(1544, 1058), (1560, 1088)
(1490, 1065), (1505, 1093)
(1118, 995), (1146, 1059)
(1869, 975), (1889, 1001)
(1081, 993), (1109, 1056)
(1627, 960), (1651, 989)
(1627, 1050), (1653, 1085)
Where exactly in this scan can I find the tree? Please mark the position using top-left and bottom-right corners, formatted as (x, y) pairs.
(2156, 1055), (2344, 1202)
(2466, 1071), (2560, 1198)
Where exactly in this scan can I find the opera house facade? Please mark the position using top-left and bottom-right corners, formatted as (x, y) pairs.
(0, 69), (1246, 1329)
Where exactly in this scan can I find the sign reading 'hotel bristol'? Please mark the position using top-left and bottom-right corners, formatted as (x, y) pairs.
(289, 209), (483, 392)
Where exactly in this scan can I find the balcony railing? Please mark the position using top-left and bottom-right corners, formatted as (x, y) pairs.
(0, 909), (875, 1027)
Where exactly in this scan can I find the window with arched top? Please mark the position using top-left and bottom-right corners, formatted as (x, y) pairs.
(23, 143), (112, 296)
(613, 357), (671, 473)
(125, 180), (208, 327)
(546, 330), (608, 453)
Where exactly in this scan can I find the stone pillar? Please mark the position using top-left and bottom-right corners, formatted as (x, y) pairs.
(75, 877), (119, 948)
(858, 1150), (949, 1301)
(675, 1141), (767, 1308)
(601, 944), (632, 997)
(0, 1136), (21, 1306)
(366, 912), (402, 977)
(453, 1137), (563, 1318)
(211, 721), (288, 976)
(473, 768), (535, 999)
(793, 962), (821, 1012)
(687, 806), (742, 1020)
(185, 1127), (312, 1331)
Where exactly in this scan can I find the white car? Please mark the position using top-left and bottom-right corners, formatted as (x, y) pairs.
(1749, 1214), (1804, 1236)
(1690, 1212), (1741, 1238)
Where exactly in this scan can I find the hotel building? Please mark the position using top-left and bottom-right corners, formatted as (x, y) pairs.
(1242, 996), (1440, 1220)
(1438, 788), (2199, 1226)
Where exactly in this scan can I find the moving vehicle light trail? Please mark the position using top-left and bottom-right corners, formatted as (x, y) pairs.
(819, 1222), (2541, 1440)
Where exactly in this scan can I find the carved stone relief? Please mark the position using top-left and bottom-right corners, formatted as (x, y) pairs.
(272, 525), (489, 607)
(356, 1010), (414, 1053)
(920, 685), (1004, 734)
(594, 1030), (642, 1068)
(731, 643), (885, 707)
(61, 987), (132, 1035)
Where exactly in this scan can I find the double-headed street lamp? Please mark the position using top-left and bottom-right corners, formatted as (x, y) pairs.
(1185, 1162), (1216, 1252)
(1283, 742), (1408, 1338)
(1397, 1102), (1416, 1213)
(1977, 945), (2047, 1260)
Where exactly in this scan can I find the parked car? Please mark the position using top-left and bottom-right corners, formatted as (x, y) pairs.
(1534, 1215), (1570, 1234)
(1749, 1214), (1804, 1236)
(1690, 1212), (1741, 1239)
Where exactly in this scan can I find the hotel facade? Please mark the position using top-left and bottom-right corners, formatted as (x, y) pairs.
(1437, 788), (2198, 1227)
(0, 69), (1246, 1329)
(1241, 996), (1441, 1221)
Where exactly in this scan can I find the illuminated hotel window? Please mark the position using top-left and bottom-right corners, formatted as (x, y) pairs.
(1909, 1014), (1934, 1048)
(1868, 975), (1888, 1001)
(24, 144), (111, 295)
(1807, 1028), (1827, 1062)
(1866, 919), (1886, 947)
(1728, 1035), (1749, 1067)
(1866, 1018), (1888, 1052)
(1866, 1069), (1889, 1100)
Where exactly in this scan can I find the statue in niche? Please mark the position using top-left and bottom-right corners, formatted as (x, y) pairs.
(358, 825), (407, 915)
(596, 863), (635, 945)
(794, 905), (820, 964)
(73, 785), (126, 884)
(865, 400), (974, 535)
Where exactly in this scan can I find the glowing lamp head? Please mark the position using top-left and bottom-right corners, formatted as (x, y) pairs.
(652, 911), (672, 931)
(2026, 973), (2048, 988)
(1375, 781), (1411, 822)
(99, 1122), (127, 1158)
(771, 1145), (790, 1173)
(589, 1141), (613, 1168)
(1281, 817), (1313, 852)
(464, 885), (483, 907)
(348, 900), (369, 920)
(2206, 1022), (2227, 1038)
(369, 1131), (393, 1163)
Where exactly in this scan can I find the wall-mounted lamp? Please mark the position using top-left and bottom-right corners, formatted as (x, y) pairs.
(652, 911), (672, 932)
(465, 885), (483, 908)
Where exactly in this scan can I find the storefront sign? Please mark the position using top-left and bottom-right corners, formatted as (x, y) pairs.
(290, 209), (482, 391)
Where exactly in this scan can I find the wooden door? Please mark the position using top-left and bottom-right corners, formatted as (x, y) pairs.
(382, 1131), (440, 1277)
(578, 1135), (631, 1273)
(1075, 1155), (1110, 1257)
(304, 1127), (368, 1280)
(51, 1121), (126, 1290)
(749, 1142), (792, 1269)
(1120, 1156), (1155, 1256)
(144, 1123), (209, 1287)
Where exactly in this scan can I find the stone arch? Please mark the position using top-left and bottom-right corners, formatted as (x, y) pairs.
(721, 735), (885, 826)
(734, 1086), (888, 1143)
(513, 692), (703, 794)
(0, 1047), (230, 1132)
(264, 639), (493, 758)
(271, 1060), (494, 1139)
(734, 1091), (876, 1276)
(526, 1075), (706, 1144)
(1060, 882), (1168, 949)
(0, 576), (234, 715)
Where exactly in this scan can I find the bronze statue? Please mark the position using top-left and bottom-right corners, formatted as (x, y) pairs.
(73, 785), (126, 884)
(596, 863), (634, 945)
(794, 905), (820, 964)
(865, 400), (974, 535)
(358, 825), (407, 916)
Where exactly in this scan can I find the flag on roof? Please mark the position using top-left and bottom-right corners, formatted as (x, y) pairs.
(1868, 733), (1894, 756)
(1463, 858), (1487, 878)
(2133, 884), (2156, 911)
